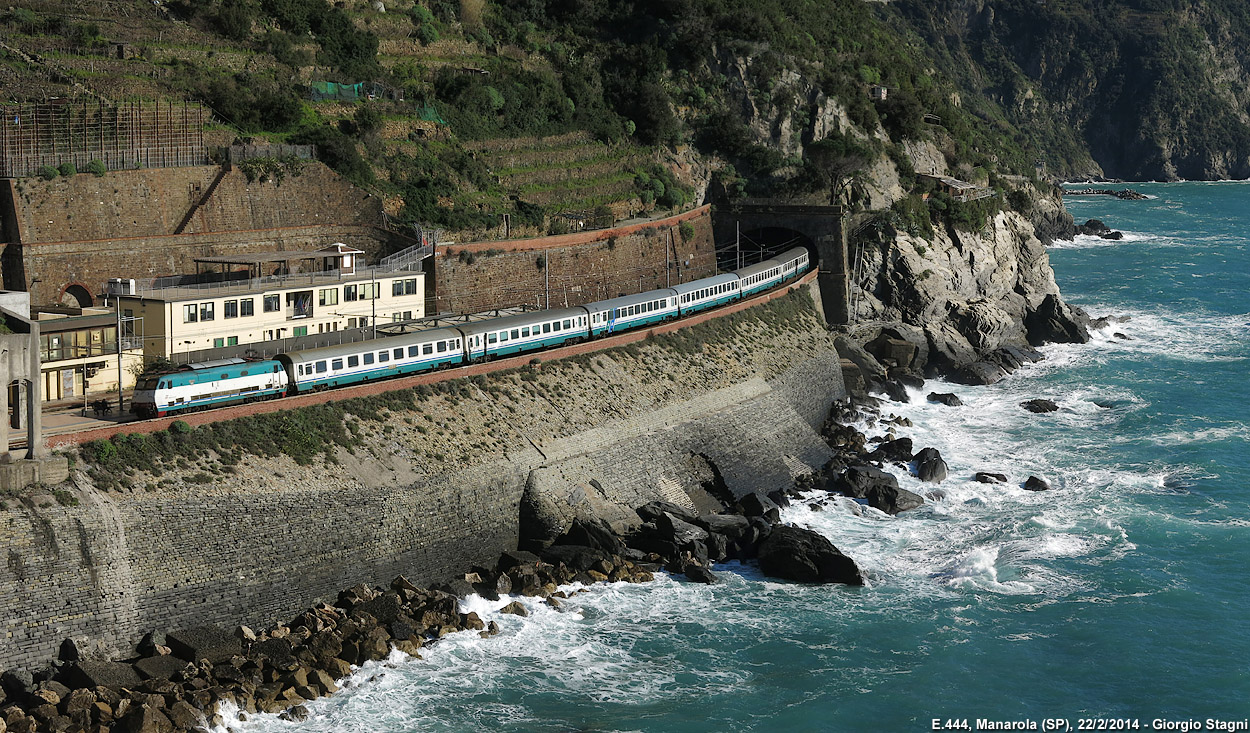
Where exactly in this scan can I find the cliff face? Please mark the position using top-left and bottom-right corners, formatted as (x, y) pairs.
(891, 0), (1250, 181)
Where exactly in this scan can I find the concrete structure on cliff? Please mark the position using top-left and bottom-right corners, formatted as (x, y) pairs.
(0, 293), (70, 490)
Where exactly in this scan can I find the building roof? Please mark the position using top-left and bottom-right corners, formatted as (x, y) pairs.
(192, 245), (364, 267)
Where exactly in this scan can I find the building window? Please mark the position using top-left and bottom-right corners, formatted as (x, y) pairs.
(344, 284), (358, 302)
(224, 300), (238, 319)
(213, 337), (225, 348)
(392, 278), (418, 296)
(360, 282), (379, 300)
(263, 295), (280, 312)
(293, 326), (308, 337)
(319, 288), (338, 306)
(227, 336), (238, 346)
(182, 304), (197, 323)
(241, 298), (255, 317)
(200, 302), (214, 321)
(392, 280), (404, 297)
(348, 317), (358, 329)
(405, 278), (418, 295)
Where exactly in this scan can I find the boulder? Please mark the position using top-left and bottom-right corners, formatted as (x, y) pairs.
(833, 465), (898, 499)
(865, 483), (925, 515)
(1024, 476), (1052, 491)
(880, 378), (910, 403)
(683, 566), (718, 584)
(117, 703), (173, 733)
(655, 512), (709, 546)
(913, 447), (948, 484)
(868, 437), (913, 464)
(541, 544), (608, 573)
(737, 493), (780, 523)
(496, 550), (542, 571)
(499, 601), (529, 617)
(952, 360), (1009, 386)
(61, 660), (141, 690)
(757, 526), (864, 585)
(354, 592), (404, 626)
(166, 627), (240, 664)
(974, 472), (1008, 484)
(556, 518), (626, 556)
(1021, 399), (1059, 413)
(250, 638), (296, 670)
(927, 392), (963, 406)
(1, 669), (34, 698)
(132, 656), (191, 681)
(694, 514), (750, 540)
(635, 501), (698, 525)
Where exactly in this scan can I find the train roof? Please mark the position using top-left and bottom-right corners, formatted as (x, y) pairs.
(669, 273), (739, 295)
(734, 247), (810, 279)
(456, 307), (587, 338)
(277, 326), (463, 364)
(582, 287), (679, 313)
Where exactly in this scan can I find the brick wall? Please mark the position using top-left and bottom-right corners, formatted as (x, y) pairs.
(433, 206), (716, 314)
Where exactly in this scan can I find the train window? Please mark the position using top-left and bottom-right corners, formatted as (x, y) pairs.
(543, 323), (551, 333)
(409, 346), (420, 357)
(332, 359), (343, 370)
(488, 333), (498, 344)
(378, 351), (389, 363)
(364, 353), (374, 365)
(511, 329), (520, 340)
(394, 348), (403, 359)
(316, 361), (327, 373)
(348, 356), (359, 368)
(565, 319), (573, 329)
(436, 342), (447, 353)
(500, 331), (509, 342)
(552, 321), (561, 332)
(423, 344), (434, 355)
(455, 339), (462, 348)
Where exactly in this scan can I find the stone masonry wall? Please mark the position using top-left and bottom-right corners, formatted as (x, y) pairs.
(433, 207), (716, 314)
(0, 280), (843, 671)
(4, 225), (401, 306)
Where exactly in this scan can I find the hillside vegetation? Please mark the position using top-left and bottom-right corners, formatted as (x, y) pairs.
(0, 0), (1246, 240)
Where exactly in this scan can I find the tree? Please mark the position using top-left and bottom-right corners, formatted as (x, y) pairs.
(803, 135), (872, 204)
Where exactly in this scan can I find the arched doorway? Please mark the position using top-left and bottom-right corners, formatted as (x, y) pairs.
(719, 226), (817, 272)
(60, 284), (94, 308)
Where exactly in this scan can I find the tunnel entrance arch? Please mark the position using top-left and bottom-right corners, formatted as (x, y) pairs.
(712, 203), (848, 325)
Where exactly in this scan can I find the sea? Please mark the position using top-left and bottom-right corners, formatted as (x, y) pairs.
(228, 182), (1250, 732)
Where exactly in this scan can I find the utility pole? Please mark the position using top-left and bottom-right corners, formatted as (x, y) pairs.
(371, 267), (377, 340)
(666, 230), (672, 287)
(736, 221), (742, 270)
(544, 255), (550, 309)
(115, 301), (124, 413)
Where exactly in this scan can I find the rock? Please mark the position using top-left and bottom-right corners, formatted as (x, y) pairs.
(323, 657), (353, 679)
(1, 670), (34, 698)
(974, 472), (1008, 484)
(355, 592), (404, 625)
(541, 544), (608, 573)
(56, 639), (79, 663)
(926, 392), (963, 406)
(951, 360), (1009, 386)
(435, 579), (477, 598)
(655, 512), (709, 546)
(914, 447), (948, 483)
(165, 700), (202, 730)
(250, 638), (296, 670)
(635, 501), (698, 525)
(757, 526), (864, 585)
(1026, 293), (1091, 346)
(499, 601), (529, 617)
(868, 437), (913, 463)
(556, 518), (626, 556)
(880, 378), (910, 403)
(118, 704), (174, 733)
(865, 483), (925, 515)
(496, 550), (542, 571)
(683, 566), (718, 584)
(166, 627), (241, 664)
(280, 705), (310, 722)
(61, 660), (141, 690)
(694, 514), (750, 540)
(1024, 476), (1052, 491)
(737, 493), (780, 522)
(1021, 398), (1059, 413)
(833, 465), (898, 499)
(132, 655), (191, 681)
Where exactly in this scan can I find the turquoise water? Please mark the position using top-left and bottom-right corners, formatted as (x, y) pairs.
(233, 182), (1250, 732)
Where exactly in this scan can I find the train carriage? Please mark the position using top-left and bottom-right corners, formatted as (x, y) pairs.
(672, 273), (741, 316)
(132, 358), (288, 418)
(458, 307), (589, 361)
(734, 246), (811, 296)
(583, 288), (680, 337)
(278, 327), (465, 391)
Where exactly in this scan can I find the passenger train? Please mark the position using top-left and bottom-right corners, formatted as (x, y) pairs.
(132, 247), (811, 419)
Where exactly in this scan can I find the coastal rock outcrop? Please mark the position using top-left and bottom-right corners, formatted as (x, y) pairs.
(757, 526), (864, 585)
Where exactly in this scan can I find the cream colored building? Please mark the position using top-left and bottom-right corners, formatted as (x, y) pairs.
(34, 305), (145, 403)
(114, 245), (428, 362)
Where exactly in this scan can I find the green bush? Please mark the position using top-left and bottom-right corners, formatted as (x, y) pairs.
(170, 420), (193, 435)
(36, 166), (58, 180)
(86, 160), (107, 177)
(58, 162), (77, 177)
(679, 221), (696, 243)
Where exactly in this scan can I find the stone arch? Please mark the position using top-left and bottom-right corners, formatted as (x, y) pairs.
(719, 225), (818, 271)
(60, 283), (94, 308)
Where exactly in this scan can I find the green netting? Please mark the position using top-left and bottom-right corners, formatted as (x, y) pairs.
(310, 81), (363, 101)
(416, 104), (446, 124)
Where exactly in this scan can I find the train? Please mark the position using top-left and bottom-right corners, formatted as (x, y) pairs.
(131, 247), (811, 419)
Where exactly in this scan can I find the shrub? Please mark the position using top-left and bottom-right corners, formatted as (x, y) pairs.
(679, 221), (696, 243)
(86, 159), (107, 176)
(170, 420), (193, 435)
(58, 162), (77, 177)
(36, 166), (58, 180)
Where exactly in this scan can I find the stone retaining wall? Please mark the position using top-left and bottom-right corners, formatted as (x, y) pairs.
(0, 277), (843, 672)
